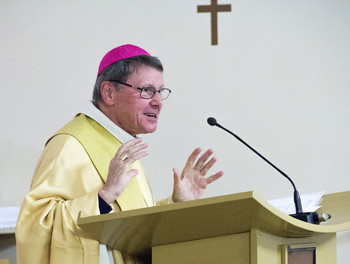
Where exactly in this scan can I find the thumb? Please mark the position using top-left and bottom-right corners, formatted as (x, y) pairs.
(127, 169), (139, 180)
(172, 168), (181, 203)
(172, 168), (181, 185)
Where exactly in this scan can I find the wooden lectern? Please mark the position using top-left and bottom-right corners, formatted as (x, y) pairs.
(78, 191), (350, 264)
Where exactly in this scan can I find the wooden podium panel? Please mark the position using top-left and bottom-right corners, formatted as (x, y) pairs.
(153, 233), (250, 264)
(78, 191), (350, 263)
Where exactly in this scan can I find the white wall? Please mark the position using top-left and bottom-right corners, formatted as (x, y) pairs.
(1, 0), (349, 261)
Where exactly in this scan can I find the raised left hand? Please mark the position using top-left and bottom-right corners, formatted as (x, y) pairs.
(171, 148), (224, 202)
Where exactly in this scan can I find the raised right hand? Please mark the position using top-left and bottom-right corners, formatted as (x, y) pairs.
(98, 137), (148, 204)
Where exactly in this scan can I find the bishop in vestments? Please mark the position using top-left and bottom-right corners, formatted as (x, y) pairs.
(16, 44), (224, 264)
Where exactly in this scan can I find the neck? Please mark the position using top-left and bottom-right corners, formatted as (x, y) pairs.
(96, 101), (137, 137)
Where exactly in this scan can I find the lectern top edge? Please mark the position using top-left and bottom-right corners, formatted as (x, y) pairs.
(78, 191), (256, 225)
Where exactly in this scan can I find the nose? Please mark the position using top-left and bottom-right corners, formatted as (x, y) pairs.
(150, 91), (163, 107)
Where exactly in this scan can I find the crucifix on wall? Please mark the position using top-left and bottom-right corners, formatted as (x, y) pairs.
(197, 0), (232, 45)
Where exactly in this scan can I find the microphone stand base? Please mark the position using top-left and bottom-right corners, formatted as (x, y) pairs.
(290, 212), (320, 224)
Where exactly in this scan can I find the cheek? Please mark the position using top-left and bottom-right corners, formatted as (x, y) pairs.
(132, 105), (146, 122)
(123, 98), (151, 125)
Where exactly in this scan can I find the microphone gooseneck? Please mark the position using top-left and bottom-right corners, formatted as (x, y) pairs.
(207, 117), (324, 224)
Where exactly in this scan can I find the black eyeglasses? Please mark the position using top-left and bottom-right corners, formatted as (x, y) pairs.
(110, 80), (171, 100)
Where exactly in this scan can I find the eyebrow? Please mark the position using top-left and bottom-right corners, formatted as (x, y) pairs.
(139, 85), (166, 89)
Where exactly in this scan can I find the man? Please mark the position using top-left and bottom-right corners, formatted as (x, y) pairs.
(16, 44), (224, 264)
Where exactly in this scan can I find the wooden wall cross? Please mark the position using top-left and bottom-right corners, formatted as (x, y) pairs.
(197, 0), (232, 45)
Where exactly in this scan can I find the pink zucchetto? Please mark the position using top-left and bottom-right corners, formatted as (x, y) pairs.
(97, 44), (151, 76)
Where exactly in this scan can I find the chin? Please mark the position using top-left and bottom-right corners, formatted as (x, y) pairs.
(143, 126), (158, 134)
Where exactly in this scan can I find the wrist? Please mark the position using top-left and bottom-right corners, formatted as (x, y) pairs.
(98, 188), (117, 205)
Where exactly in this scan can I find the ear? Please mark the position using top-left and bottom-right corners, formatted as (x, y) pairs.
(100, 81), (116, 106)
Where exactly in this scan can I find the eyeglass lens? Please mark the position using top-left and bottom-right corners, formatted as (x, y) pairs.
(141, 87), (170, 100)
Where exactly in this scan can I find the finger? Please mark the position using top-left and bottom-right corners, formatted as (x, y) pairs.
(128, 143), (149, 154)
(123, 137), (143, 147)
(125, 150), (148, 164)
(184, 147), (202, 169)
(116, 139), (148, 162)
(193, 149), (214, 171)
(199, 156), (217, 175)
(205, 171), (224, 184)
(117, 137), (144, 154)
(121, 143), (148, 160)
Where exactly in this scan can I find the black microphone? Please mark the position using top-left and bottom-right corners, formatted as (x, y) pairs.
(207, 117), (324, 224)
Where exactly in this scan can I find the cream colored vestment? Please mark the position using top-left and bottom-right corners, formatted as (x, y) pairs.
(16, 113), (169, 264)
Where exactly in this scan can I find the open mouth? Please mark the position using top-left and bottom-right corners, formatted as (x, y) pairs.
(144, 113), (157, 118)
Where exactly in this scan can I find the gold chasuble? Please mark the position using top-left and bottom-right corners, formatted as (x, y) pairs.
(56, 114), (154, 210)
(16, 114), (156, 264)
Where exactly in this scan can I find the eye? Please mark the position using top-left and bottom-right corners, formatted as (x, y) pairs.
(142, 87), (156, 94)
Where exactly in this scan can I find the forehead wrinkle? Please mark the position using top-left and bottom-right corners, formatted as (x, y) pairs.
(128, 67), (164, 89)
